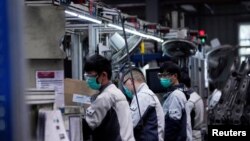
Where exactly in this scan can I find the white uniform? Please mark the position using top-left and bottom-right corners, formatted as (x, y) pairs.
(130, 83), (165, 141)
(162, 86), (192, 141)
(186, 91), (205, 141)
(83, 84), (135, 141)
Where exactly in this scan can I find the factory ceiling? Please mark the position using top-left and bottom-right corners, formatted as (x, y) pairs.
(100, 0), (250, 23)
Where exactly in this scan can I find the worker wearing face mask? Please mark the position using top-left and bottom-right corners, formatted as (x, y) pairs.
(123, 68), (165, 141)
(82, 54), (135, 141)
(159, 61), (192, 141)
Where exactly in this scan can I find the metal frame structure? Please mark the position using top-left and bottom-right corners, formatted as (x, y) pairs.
(25, 0), (169, 81)
(25, 0), (166, 38)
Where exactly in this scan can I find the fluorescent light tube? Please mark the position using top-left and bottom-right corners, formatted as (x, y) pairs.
(125, 28), (148, 38)
(65, 10), (78, 17)
(109, 23), (146, 37)
(147, 35), (164, 42)
(78, 15), (102, 24)
(65, 10), (102, 24)
(65, 11), (163, 42)
(108, 23), (163, 42)
(108, 23), (123, 30)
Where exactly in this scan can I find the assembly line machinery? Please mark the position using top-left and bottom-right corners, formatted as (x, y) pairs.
(25, 0), (250, 139)
(207, 45), (250, 125)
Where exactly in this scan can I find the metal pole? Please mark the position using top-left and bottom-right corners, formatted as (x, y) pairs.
(121, 16), (142, 119)
(0, 0), (30, 141)
(88, 24), (99, 56)
(79, 36), (83, 80)
(71, 34), (81, 79)
(171, 11), (178, 29)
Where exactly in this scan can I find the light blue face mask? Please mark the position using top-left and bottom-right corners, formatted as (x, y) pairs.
(86, 76), (101, 90)
(160, 78), (172, 88)
(123, 86), (133, 99)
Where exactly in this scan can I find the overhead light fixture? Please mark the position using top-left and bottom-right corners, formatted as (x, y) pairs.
(64, 10), (163, 42)
(108, 23), (163, 42)
(147, 35), (164, 42)
(107, 23), (123, 30)
(65, 10), (102, 24)
(180, 4), (196, 12)
(78, 15), (102, 24)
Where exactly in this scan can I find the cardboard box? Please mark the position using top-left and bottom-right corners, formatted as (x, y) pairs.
(64, 78), (98, 106)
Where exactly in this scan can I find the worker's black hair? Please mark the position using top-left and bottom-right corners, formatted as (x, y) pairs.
(160, 61), (181, 81)
(84, 54), (112, 80)
(180, 71), (191, 88)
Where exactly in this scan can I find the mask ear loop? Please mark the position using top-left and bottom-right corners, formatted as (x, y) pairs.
(94, 73), (101, 84)
(95, 76), (99, 85)
(96, 71), (106, 85)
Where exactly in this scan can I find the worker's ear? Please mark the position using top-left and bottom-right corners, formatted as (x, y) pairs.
(172, 73), (178, 80)
(101, 72), (108, 78)
(98, 72), (107, 84)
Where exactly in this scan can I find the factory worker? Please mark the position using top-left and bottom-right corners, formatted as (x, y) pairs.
(180, 72), (205, 141)
(159, 61), (192, 141)
(123, 67), (165, 141)
(82, 54), (135, 141)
